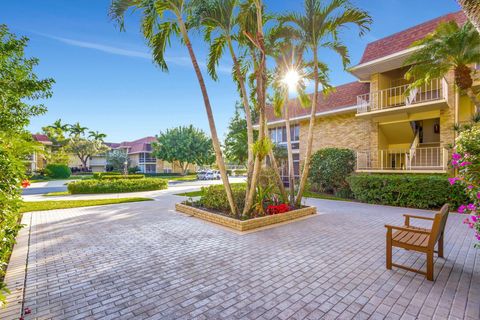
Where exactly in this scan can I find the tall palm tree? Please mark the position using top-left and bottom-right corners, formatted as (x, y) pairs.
(196, 0), (256, 202)
(68, 122), (88, 137)
(458, 0), (480, 34)
(405, 21), (480, 113)
(89, 130), (107, 141)
(110, 0), (238, 216)
(282, 0), (371, 206)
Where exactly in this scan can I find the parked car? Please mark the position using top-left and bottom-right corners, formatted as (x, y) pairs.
(205, 170), (220, 180)
(197, 170), (207, 180)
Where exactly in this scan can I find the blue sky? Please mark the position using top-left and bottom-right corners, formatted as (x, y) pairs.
(2, 0), (460, 142)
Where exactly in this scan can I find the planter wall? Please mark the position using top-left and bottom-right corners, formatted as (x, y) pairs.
(175, 203), (316, 232)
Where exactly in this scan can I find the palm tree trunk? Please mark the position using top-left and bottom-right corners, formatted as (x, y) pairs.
(178, 18), (238, 216)
(466, 87), (480, 113)
(295, 49), (319, 207)
(264, 125), (288, 203)
(227, 40), (254, 199)
(284, 94), (295, 205)
(458, 0), (480, 34)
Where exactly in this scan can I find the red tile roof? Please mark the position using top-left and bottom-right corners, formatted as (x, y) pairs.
(266, 82), (370, 123)
(106, 136), (157, 154)
(359, 11), (467, 64)
(32, 134), (51, 144)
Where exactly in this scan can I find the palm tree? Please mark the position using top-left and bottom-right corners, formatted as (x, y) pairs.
(110, 0), (238, 216)
(89, 130), (107, 141)
(68, 122), (88, 137)
(405, 21), (480, 113)
(458, 0), (480, 34)
(196, 0), (256, 201)
(48, 119), (69, 132)
(282, 0), (371, 206)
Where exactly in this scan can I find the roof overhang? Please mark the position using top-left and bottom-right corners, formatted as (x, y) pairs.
(259, 105), (357, 127)
(349, 46), (421, 81)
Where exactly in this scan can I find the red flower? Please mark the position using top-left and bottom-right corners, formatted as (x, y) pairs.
(266, 204), (290, 215)
(21, 179), (31, 188)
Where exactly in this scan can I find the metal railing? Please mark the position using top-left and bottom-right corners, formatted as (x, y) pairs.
(356, 147), (448, 171)
(357, 78), (446, 114)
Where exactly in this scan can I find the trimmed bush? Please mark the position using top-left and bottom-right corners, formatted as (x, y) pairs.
(308, 148), (355, 197)
(45, 164), (71, 179)
(145, 172), (182, 177)
(100, 174), (145, 180)
(200, 184), (246, 214)
(93, 172), (121, 179)
(347, 174), (468, 209)
(67, 178), (168, 194)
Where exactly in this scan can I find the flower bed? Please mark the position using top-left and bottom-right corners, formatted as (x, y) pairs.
(175, 203), (316, 232)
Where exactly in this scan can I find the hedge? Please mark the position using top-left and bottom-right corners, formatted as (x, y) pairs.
(347, 174), (468, 209)
(200, 184), (246, 214)
(100, 174), (145, 180)
(45, 164), (71, 179)
(308, 148), (355, 197)
(67, 178), (168, 194)
(93, 172), (121, 179)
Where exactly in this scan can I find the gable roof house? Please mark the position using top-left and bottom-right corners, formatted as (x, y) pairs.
(265, 11), (477, 180)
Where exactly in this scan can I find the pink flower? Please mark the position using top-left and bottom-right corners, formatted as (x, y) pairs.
(452, 153), (462, 160)
(467, 185), (474, 190)
(463, 217), (470, 224)
(451, 160), (459, 166)
(448, 177), (459, 185)
(467, 203), (476, 211)
(472, 215), (478, 223)
(459, 161), (472, 167)
(458, 205), (467, 213)
(477, 192), (480, 200)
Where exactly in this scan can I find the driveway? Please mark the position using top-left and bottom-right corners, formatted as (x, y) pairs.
(1, 197), (478, 320)
(21, 177), (246, 201)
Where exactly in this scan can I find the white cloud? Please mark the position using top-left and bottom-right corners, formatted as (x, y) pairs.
(39, 33), (231, 74)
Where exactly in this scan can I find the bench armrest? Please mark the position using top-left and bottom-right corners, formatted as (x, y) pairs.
(403, 214), (434, 221)
(385, 224), (431, 235)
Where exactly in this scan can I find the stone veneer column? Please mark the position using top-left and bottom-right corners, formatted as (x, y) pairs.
(439, 71), (456, 150)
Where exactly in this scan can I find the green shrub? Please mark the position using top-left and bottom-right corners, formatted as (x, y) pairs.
(93, 172), (121, 179)
(308, 148), (355, 196)
(200, 184), (246, 215)
(100, 174), (145, 180)
(67, 178), (168, 194)
(234, 169), (247, 176)
(347, 174), (468, 209)
(45, 164), (71, 179)
(128, 166), (141, 174)
(145, 172), (182, 177)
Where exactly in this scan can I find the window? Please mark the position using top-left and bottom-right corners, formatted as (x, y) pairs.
(145, 164), (156, 173)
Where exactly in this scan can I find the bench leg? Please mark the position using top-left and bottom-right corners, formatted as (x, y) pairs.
(386, 230), (392, 270)
(426, 251), (434, 281)
(438, 233), (444, 258)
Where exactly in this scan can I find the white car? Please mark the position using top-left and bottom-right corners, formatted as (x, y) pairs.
(205, 170), (220, 180)
(197, 170), (207, 180)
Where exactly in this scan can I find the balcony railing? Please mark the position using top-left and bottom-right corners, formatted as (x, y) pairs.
(357, 78), (447, 114)
(356, 147), (448, 171)
(139, 158), (157, 163)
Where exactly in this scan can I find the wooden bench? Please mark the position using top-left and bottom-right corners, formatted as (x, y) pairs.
(385, 204), (449, 281)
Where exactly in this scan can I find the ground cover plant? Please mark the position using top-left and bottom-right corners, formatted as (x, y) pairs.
(67, 178), (168, 194)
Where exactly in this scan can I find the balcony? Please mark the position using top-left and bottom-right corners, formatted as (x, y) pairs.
(356, 147), (448, 173)
(357, 78), (448, 116)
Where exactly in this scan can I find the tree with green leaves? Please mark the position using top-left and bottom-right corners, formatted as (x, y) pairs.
(281, 0), (371, 206)
(107, 149), (130, 172)
(110, 0), (239, 216)
(68, 122), (88, 137)
(153, 125), (214, 175)
(0, 24), (54, 305)
(224, 107), (250, 165)
(89, 130), (107, 141)
(66, 137), (109, 170)
(405, 21), (480, 113)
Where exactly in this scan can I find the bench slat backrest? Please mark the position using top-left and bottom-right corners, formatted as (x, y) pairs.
(428, 204), (449, 249)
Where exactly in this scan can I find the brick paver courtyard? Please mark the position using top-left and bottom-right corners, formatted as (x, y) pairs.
(2, 196), (479, 319)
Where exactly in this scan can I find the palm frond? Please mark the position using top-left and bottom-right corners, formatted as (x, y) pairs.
(208, 35), (228, 81)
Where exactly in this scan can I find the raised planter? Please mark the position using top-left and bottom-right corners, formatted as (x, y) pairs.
(175, 203), (317, 232)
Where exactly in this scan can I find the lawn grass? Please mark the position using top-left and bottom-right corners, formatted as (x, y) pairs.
(303, 190), (353, 202)
(175, 190), (203, 197)
(20, 198), (153, 213)
(43, 191), (71, 197)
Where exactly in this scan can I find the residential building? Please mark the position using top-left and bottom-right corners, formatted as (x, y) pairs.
(28, 134), (52, 173)
(106, 137), (196, 174)
(265, 11), (477, 181)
